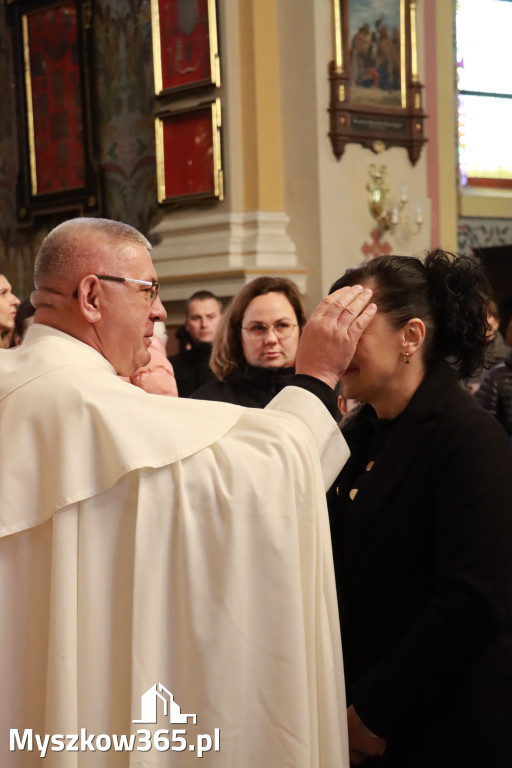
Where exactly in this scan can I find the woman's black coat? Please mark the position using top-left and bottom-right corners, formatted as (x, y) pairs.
(190, 365), (295, 407)
(329, 361), (512, 768)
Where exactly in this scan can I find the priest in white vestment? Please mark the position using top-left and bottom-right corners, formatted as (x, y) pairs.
(0, 218), (376, 768)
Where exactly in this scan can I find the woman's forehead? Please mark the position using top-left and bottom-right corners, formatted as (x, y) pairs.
(244, 292), (295, 317)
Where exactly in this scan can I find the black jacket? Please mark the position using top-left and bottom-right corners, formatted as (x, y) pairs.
(329, 361), (512, 768)
(190, 365), (296, 407)
(168, 342), (215, 397)
(476, 348), (512, 436)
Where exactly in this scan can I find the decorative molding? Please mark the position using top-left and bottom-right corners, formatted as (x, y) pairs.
(150, 210), (298, 271)
(149, 210), (306, 304)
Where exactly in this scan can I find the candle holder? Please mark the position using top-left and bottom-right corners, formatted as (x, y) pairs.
(366, 164), (422, 235)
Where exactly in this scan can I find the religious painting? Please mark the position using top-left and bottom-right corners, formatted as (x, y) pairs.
(328, 0), (427, 166)
(151, 0), (220, 97)
(155, 99), (223, 205)
(6, 0), (101, 223)
(348, 0), (402, 108)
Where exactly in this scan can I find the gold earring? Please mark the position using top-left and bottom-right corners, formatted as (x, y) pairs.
(403, 352), (410, 364)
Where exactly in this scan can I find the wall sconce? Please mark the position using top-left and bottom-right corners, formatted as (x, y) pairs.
(366, 164), (423, 235)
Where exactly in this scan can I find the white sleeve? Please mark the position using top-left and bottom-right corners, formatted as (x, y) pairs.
(265, 385), (350, 489)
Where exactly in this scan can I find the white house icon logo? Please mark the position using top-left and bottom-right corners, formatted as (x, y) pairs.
(133, 683), (197, 725)
(11, 683), (219, 757)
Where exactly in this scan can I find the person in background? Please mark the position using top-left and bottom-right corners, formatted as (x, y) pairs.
(338, 386), (361, 427)
(168, 290), (222, 396)
(0, 273), (20, 348)
(121, 320), (178, 396)
(191, 276), (306, 407)
(328, 251), (512, 768)
(463, 297), (510, 394)
(11, 299), (36, 346)
(475, 346), (512, 438)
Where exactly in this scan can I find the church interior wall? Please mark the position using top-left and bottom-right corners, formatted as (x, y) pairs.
(0, 0), (510, 321)
(0, 0), (160, 299)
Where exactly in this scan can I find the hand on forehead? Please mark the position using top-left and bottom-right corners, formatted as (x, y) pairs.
(295, 285), (377, 389)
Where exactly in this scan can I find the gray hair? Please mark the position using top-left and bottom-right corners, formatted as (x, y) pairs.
(34, 217), (151, 289)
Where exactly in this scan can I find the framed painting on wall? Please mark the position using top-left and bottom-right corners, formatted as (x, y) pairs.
(6, 0), (101, 224)
(155, 98), (223, 205)
(328, 0), (427, 165)
(151, 0), (220, 97)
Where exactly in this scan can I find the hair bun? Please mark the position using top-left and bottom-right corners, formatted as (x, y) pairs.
(424, 250), (491, 378)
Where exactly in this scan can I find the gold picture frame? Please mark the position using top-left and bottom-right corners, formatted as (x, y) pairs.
(151, 0), (220, 98)
(329, 0), (426, 165)
(6, 0), (101, 224)
(155, 98), (223, 205)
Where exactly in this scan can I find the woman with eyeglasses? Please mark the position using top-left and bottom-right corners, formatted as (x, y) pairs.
(190, 277), (306, 407)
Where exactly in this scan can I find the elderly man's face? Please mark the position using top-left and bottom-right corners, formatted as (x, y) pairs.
(97, 244), (166, 376)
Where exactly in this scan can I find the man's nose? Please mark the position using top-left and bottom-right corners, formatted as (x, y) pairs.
(152, 295), (167, 321)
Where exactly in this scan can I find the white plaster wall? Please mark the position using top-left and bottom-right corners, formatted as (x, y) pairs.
(276, 0), (322, 309)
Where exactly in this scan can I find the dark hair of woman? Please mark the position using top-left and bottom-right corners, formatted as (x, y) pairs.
(211, 276), (307, 380)
(12, 299), (36, 346)
(330, 250), (491, 379)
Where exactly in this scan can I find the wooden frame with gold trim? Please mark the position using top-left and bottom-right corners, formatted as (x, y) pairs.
(329, 0), (426, 165)
(155, 98), (223, 206)
(151, 0), (220, 98)
(6, 0), (101, 224)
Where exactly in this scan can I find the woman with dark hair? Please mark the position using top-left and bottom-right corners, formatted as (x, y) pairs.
(328, 251), (512, 768)
(191, 276), (307, 407)
(0, 273), (20, 349)
(11, 299), (36, 346)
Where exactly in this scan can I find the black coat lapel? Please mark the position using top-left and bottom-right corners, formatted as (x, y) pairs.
(340, 362), (459, 577)
(343, 415), (433, 577)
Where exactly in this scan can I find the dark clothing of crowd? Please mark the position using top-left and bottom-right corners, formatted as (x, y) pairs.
(168, 340), (215, 397)
(462, 331), (510, 392)
(476, 347), (512, 437)
(191, 365), (296, 407)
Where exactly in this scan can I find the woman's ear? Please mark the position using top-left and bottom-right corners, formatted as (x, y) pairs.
(402, 317), (425, 356)
(77, 275), (102, 323)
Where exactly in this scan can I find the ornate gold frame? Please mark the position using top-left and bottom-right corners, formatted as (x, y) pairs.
(329, 0), (426, 165)
(6, 0), (101, 224)
(151, 0), (220, 97)
(155, 98), (223, 205)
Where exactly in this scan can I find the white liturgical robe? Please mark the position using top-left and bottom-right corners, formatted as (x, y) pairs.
(0, 324), (350, 767)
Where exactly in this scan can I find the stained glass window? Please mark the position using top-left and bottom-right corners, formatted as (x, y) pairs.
(456, 0), (512, 185)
